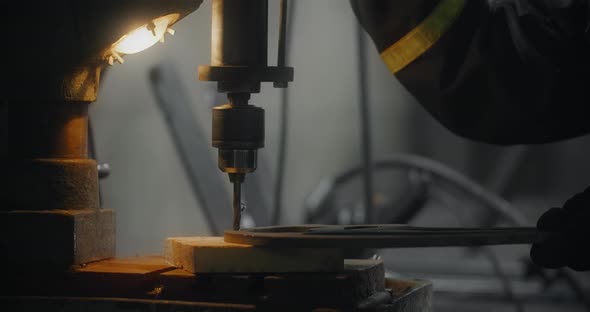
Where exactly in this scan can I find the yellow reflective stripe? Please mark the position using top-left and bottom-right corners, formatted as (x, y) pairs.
(380, 0), (466, 74)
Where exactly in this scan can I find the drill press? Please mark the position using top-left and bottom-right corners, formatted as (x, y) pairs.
(199, 0), (293, 230)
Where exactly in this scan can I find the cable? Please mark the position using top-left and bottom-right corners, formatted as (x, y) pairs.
(306, 154), (529, 226)
(273, 0), (295, 226)
(356, 23), (375, 223)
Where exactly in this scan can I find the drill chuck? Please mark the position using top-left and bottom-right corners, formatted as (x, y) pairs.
(212, 104), (264, 150)
(212, 98), (264, 175)
(212, 95), (264, 231)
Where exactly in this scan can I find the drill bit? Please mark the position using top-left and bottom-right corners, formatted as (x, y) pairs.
(232, 179), (242, 231)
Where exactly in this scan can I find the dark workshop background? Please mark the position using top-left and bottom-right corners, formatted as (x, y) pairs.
(91, 1), (589, 311)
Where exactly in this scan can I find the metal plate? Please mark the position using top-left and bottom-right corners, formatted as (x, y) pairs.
(224, 225), (543, 248)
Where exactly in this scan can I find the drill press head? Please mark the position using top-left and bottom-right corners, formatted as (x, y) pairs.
(199, 0), (293, 230)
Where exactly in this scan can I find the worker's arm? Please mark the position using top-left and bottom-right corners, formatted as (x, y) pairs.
(352, 0), (590, 272)
(351, 0), (590, 145)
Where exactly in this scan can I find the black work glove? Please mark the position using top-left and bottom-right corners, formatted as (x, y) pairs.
(530, 187), (590, 271)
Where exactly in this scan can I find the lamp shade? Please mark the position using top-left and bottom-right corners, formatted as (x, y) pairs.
(2, 0), (203, 102)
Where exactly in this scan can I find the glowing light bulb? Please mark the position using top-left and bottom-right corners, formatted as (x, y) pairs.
(111, 13), (179, 55)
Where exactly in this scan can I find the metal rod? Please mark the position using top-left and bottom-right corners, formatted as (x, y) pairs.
(233, 180), (242, 230)
(356, 25), (375, 223)
(273, 0), (294, 225)
(277, 0), (288, 68)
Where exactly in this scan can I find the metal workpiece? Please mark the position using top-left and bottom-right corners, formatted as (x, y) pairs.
(224, 225), (545, 249)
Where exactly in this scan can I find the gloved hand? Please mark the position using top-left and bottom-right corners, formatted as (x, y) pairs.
(530, 187), (590, 271)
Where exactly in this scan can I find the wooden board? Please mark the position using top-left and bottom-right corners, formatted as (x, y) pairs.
(165, 237), (343, 273)
(262, 259), (385, 307)
(70, 256), (176, 298)
(159, 259), (386, 308)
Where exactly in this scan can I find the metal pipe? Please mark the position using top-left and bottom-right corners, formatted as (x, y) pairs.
(273, 0), (295, 225)
(356, 26), (375, 223)
(277, 0), (288, 68)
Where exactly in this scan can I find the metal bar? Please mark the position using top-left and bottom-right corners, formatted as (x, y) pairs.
(277, 0), (288, 68)
(356, 24), (375, 223)
(273, 0), (295, 225)
(224, 225), (546, 248)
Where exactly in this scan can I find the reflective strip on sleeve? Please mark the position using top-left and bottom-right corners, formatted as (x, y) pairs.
(380, 0), (466, 74)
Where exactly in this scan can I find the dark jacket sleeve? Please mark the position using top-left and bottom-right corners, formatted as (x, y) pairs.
(352, 0), (590, 145)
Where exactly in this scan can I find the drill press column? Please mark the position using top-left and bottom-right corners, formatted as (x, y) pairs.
(0, 101), (115, 267)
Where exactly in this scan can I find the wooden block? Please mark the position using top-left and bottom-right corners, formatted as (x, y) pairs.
(76, 256), (173, 274)
(69, 256), (176, 298)
(160, 269), (262, 303)
(165, 237), (343, 273)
